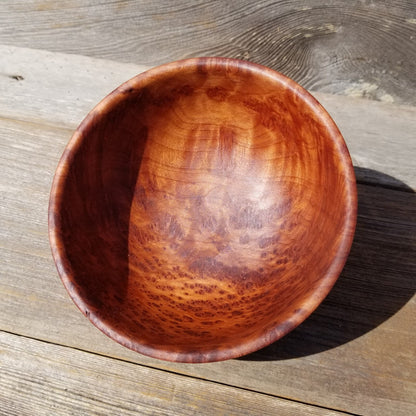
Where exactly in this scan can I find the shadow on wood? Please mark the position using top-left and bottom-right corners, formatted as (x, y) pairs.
(240, 168), (415, 361)
(49, 94), (147, 319)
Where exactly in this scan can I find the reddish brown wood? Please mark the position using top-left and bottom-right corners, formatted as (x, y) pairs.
(49, 58), (357, 363)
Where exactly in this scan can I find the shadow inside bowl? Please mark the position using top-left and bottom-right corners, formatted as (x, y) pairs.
(239, 168), (415, 361)
(54, 94), (149, 316)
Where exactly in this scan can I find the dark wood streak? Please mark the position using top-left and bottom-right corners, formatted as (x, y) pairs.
(49, 58), (357, 363)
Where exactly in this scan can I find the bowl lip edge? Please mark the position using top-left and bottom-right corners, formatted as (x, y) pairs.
(48, 56), (358, 363)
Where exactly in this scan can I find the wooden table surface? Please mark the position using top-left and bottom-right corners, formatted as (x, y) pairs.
(0, 2), (415, 415)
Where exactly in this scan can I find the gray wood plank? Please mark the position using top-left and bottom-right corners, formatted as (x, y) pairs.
(0, 0), (415, 105)
(0, 116), (415, 415)
(0, 45), (148, 128)
(314, 93), (416, 191)
(0, 45), (415, 189)
(1, 331), (343, 416)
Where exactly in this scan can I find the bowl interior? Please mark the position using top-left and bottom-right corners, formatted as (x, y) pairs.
(50, 58), (356, 362)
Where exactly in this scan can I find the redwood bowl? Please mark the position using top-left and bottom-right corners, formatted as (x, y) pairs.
(49, 58), (357, 363)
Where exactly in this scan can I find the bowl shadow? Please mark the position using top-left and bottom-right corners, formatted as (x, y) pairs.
(239, 167), (416, 361)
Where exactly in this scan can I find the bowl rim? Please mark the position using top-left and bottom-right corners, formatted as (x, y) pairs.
(48, 57), (357, 363)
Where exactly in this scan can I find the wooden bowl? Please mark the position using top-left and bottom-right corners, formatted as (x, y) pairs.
(49, 58), (357, 363)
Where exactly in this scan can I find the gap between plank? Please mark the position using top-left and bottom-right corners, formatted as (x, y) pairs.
(0, 329), (359, 416)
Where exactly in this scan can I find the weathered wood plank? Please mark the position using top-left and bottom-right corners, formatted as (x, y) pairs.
(0, 116), (415, 415)
(0, 45), (415, 189)
(0, 45), (148, 128)
(0, 0), (415, 105)
(1, 331), (343, 416)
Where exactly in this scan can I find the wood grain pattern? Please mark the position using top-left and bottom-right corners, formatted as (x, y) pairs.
(0, 116), (414, 414)
(0, 0), (415, 105)
(1, 45), (415, 190)
(0, 45), (414, 413)
(0, 0), (414, 409)
(1, 331), (345, 416)
(48, 58), (356, 362)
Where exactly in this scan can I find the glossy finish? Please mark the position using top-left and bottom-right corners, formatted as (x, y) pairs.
(49, 58), (357, 363)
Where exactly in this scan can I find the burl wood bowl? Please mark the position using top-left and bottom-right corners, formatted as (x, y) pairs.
(49, 58), (357, 363)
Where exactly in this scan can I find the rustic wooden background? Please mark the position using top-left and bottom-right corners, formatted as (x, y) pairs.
(1, 0), (415, 105)
(0, 1), (415, 415)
